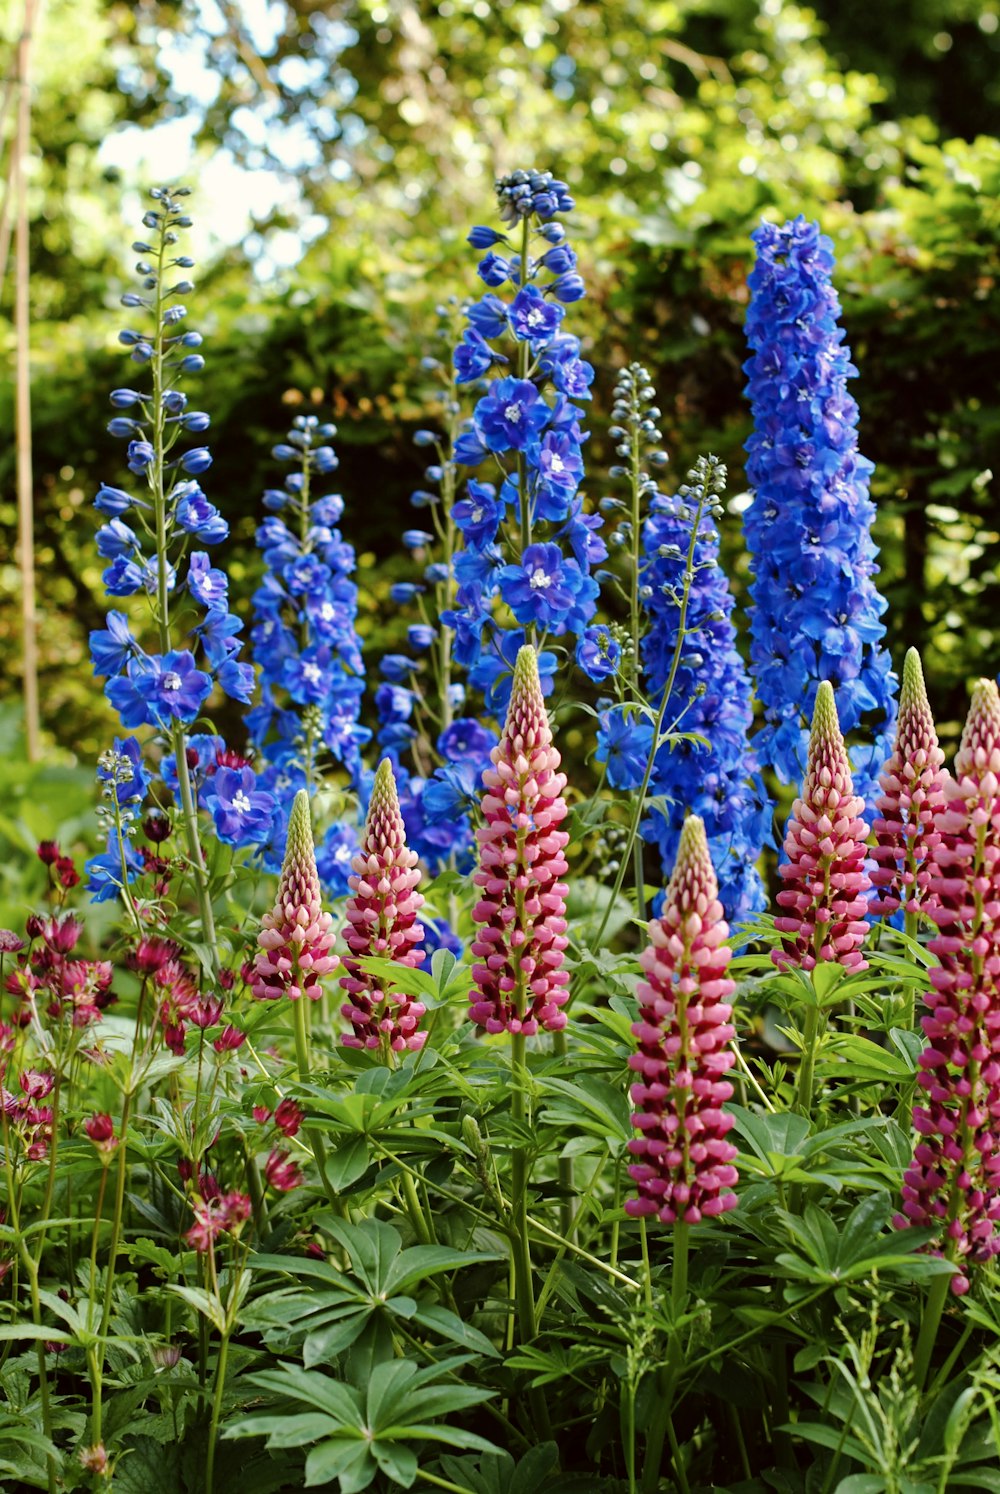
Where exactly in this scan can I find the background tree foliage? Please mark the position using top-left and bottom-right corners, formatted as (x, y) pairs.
(1, 0), (998, 767)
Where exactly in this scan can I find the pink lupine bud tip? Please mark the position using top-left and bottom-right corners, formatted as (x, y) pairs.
(252, 789), (338, 1002)
(469, 646), (570, 1037)
(895, 676), (1000, 1279)
(773, 681), (871, 973)
(870, 648), (947, 918)
(625, 815), (740, 1226)
(339, 758), (427, 1058)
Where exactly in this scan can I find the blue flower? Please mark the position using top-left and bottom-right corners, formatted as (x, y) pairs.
(473, 377), (549, 453)
(204, 766), (275, 847)
(640, 462), (765, 923)
(422, 760), (482, 823)
(454, 329), (506, 384)
(103, 555), (144, 596)
(437, 717), (496, 764)
(96, 736), (151, 806)
(497, 543), (596, 634)
(507, 284), (564, 346)
(743, 216), (897, 810)
(595, 706), (653, 791)
(466, 295), (509, 340)
(175, 483), (229, 543)
(316, 821), (360, 896)
(90, 612), (139, 677)
(85, 831), (143, 903)
(576, 626), (620, 682)
(188, 552), (228, 609)
(132, 651), (213, 727)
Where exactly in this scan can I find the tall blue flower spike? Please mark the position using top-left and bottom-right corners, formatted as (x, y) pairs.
(742, 216), (897, 810)
(247, 415), (368, 885)
(640, 456), (767, 925)
(89, 185), (273, 874)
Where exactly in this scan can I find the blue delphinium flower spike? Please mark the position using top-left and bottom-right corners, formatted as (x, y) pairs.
(742, 216), (897, 809)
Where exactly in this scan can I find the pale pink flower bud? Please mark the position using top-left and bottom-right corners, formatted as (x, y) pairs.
(773, 680), (871, 971)
(252, 790), (338, 1001)
(469, 646), (570, 1036)
(340, 759), (426, 1056)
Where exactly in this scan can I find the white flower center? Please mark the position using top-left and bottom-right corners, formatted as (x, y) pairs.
(530, 567), (552, 590)
(335, 845), (351, 862)
(504, 402), (522, 423)
(232, 790), (252, 813)
(303, 663), (323, 684)
(550, 454), (565, 473)
(527, 308), (546, 327)
(471, 505), (484, 522)
(319, 602), (335, 621)
(162, 671), (182, 691)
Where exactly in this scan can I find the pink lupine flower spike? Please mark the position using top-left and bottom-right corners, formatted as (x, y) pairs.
(773, 680), (871, 972)
(340, 758), (427, 1058)
(626, 814), (740, 1225)
(870, 646), (947, 923)
(469, 645), (570, 1036)
(252, 789), (338, 1002)
(897, 678), (1000, 1297)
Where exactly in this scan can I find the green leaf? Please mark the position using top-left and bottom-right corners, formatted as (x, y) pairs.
(411, 1304), (500, 1358)
(384, 1245), (503, 1297)
(304, 1438), (375, 1492)
(166, 1284), (226, 1335)
(248, 1364), (363, 1423)
(322, 1135), (371, 1191)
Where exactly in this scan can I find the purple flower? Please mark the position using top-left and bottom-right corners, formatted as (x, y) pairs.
(438, 717), (497, 764)
(188, 552), (228, 609)
(497, 543), (594, 633)
(205, 766), (275, 847)
(596, 706), (653, 791)
(90, 612), (139, 677)
(133, 651), (213, 727)
(473, 377), (549, 453)
(507, 284), (564, 346)
(576, 626), (621, 682)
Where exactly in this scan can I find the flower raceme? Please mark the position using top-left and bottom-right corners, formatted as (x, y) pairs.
(469, 645), (570, 1035)
(869, 647), (948, 920)
(896, 679), (1000, 1291)
(340, 759), (428, 1056)
(773, 681), (871, 972)
(252, 790), (338, 1002)
(626, 815), (739, 1224)
(743, 216), (896, 810)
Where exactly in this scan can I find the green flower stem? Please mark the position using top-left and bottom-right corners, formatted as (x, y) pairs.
(32, 1071), (60, 1271)
(795, 1001), (821, 1116)
(400, 1168), (433, 1247)
(535, 1144), (612, 1320)
(3, 1109), (55, 1494)
(628, 407), (647, 922)
(292, 997), (344, 1216)
(527, 1212), (639, 1291)
(98, 1088), (133, 1353)
(552, 1028), (575, 1240)
(205, 1328), (231, 1494)
(509, 1033), (537, 1344)
(516, 213), (532, 557)
(148, 217), (218, 967)
(903, 909), (919, 1029)
(594, 479), (711, 947)
(640, 1223), (690, 1494)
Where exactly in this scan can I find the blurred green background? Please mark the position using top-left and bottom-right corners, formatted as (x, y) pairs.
(2, 0), (999, 804)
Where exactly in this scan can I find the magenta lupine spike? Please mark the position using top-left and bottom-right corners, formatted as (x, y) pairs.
(252, 790), (338, 1001)
(870, 648), (948, 918)
(896, 679), (1000, 1293)
(340, 758), (427, 1055)
(625, 815), (739, 1224)
(773, 680), (872, 972)
(469, 645), (570, 1036)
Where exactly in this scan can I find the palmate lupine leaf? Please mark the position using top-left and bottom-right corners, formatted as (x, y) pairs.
(225, 1356), (500, 1491)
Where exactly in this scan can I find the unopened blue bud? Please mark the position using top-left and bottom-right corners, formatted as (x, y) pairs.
(183, 412), (211, 432)
(402, 530), (434, 549)
(108, 417), (139, 437)
(179, 354), (205, 373)
(121, 292), (145, 308)
(110, 389), (143, 408)
(180, 447), (212, 474)
(413, 430), (437, 447)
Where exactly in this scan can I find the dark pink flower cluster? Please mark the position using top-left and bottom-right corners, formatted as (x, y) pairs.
(469, 646), (570, 1036)
(5, 914), (115, 1030)
(253, 790), (338, 1002)
(253, 1096), (305, 1193)
(185, 1187), (253, 1253)
(626, 815), (739, 1224)
(340, 759), (427, 1055)
(773, 680), (871, 972)
(896, 678), (1000, 1292)
(870, 647), (948, 918)
(2, 1067), (55, 1161)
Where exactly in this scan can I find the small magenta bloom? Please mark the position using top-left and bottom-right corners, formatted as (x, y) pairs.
(252, 790), (338, 1001)
(340, 759), (427, 1055)
(869, 647), (948, 918)
(626, 815), (739, 1224)
(896, 679), (1000, 1292)
(773, 681), (872, 972)
(469, 646), (570, 1036)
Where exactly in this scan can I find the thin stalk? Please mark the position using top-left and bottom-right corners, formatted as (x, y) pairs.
(552, 1028), (575, 1240)
(292, 997), (342, 1214)
(913, 1270), (952, 1392)
(594, 480), (711, 947)
(903, 909), (919, 1029)
(205, 1331), (230, 1494)
(4, 1108), (55, 1494)
(13, 0), (40, 761)
(508, 1033), (536, 1343)
(516, 213), (532, 556)
(98, 1090), (133, 1352)
(795, 1002), (821, 1116)
(640, 1224), (690, 1494)
(629, 404), (645, 921)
